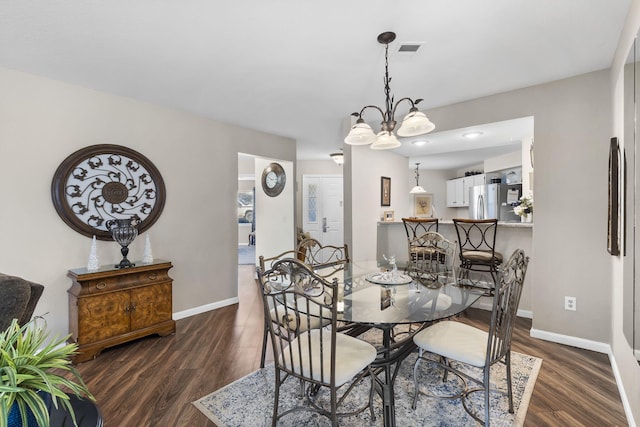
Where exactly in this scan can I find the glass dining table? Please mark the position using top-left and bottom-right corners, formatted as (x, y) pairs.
(334, 262), (490, 427)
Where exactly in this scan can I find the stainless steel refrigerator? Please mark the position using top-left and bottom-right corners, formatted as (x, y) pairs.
(469, 183), (522, 222)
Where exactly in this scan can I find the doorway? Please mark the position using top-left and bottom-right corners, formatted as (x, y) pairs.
(302, 175), (344, 247)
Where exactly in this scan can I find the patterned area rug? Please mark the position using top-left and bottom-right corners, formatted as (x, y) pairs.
(194, 349), (541, 426)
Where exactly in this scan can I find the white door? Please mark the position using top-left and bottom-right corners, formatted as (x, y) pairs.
(302, 176), (344, 247)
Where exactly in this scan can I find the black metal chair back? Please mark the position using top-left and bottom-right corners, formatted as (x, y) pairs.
(452, 218), (503, 276)
(401, 217), (439, 240)
(487, 249), (528, 367)
(296, 238), (350, 277)
(258, 258), (337, 382)
(402, 218), (440, 273)
(407, 231), (457, 280)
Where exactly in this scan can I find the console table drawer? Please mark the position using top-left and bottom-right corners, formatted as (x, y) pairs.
(82, 269), (170, 294)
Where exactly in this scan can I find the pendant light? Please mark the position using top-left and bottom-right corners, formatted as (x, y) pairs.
(330, 152), (344, 165)
(410, 163), (427, 194)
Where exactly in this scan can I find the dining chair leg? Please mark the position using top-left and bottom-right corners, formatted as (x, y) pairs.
(484, 367), (491, 427)
(260, 324), (268, 368)
(330, 387), (338, 427)
(368, 372), (376, 421)
(506, 352), (514, 413)
(412, 349), (424, 409)
(272, 371), (281, 427)
(441, 356), (450, 382)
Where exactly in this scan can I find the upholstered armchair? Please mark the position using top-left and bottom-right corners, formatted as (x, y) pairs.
(0, 273), (44, 331)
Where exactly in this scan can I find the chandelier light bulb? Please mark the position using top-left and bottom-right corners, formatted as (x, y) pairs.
(397, 110), (436, 137)
(344, 120), (376, 145)
(371, 131), (401, 150)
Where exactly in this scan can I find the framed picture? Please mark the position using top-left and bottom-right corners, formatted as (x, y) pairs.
(413, 194), (433, 217)
(608, 137), (620, 256)
(384, 211), (395, 222)
(381, 176), (391, 206)
(380, 287), (392, 311)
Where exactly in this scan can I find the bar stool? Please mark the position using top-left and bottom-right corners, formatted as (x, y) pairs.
(452, 218), (503, 293)
(401, 218), (439, 273)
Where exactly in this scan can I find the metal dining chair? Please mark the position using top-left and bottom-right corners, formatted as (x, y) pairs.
(453, 218), (503, 293)
(404, 231), (456, 281)
(258, 249), (310, 368)
(296, 238), (350, 278)
(256, 258), (377, 426)
(257, 241), (351, 368)
(411, 249), (529, 426)
(401, 218), (439, 273)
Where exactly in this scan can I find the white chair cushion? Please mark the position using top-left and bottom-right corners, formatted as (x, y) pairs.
(270, 297), (330, 332)
(413, 321), (487, 367)
(280, 329), (377, 387)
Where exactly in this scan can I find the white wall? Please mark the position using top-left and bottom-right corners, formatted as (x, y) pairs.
(255, 158), (295, 261)
(350, 148), (409, 262)
(610, 0), (640, 424)
(418, 71), (612, 345)
(0, 66), (296, 338)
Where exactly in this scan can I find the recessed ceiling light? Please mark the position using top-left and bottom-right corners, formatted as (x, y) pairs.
(462, 131), (484, 139)
(412, 140), (428, 146)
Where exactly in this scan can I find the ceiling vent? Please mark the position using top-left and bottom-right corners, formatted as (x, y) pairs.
(398, 43), (421, 53)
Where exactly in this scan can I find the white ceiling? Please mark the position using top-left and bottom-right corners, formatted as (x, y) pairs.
(0, 1), (630, 166)
(398, 116), (534, 170)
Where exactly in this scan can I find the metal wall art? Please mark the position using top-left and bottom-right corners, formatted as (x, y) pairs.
(51, 144), (166, 240)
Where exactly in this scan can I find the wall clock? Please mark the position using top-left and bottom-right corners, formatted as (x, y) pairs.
(51, 144), (166, 240)
(261, 162), (286, 197)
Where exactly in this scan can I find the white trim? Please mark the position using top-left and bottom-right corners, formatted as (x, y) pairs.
(609, 351), (638, 427)
(172, 297), (239, 320)
(471, 299), (533, 319)
(529, 328), (610, 354)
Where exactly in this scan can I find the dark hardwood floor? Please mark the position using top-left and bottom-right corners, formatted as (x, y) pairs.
(70, 265), (629, 426)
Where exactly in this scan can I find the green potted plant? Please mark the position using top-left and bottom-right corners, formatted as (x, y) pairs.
(0, 318), (94, 427)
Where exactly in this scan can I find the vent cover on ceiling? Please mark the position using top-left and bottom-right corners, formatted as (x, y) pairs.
(398, 44), (421, 53)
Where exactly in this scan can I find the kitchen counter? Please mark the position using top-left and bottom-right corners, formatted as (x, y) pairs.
(378, 219), (533, 228)
(376, 218), (533, 315)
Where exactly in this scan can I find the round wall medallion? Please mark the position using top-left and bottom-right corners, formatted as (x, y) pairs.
(261, 162), (286, 197)
(51, 144), (166, 240)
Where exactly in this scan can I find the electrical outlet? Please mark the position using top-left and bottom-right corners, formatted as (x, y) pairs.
(565, 296), (576, 311)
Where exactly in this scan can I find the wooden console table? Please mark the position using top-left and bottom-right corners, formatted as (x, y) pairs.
(67, 259), (175, 363)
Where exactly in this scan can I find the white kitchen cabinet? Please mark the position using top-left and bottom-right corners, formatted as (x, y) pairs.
(447, 174), (485, 207)
(446, 178), (465, 207)
(473, 174), (486, 187)
(463, 177), (474, 206)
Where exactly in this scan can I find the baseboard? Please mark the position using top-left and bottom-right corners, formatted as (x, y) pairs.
(471, 299), (533, 319)
(172, 297), (239, 320)
(609, 351), (638, 427)
(529, 328), (610, 354)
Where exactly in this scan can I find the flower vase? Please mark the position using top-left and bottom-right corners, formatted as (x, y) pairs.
(520, 213), (532, 223)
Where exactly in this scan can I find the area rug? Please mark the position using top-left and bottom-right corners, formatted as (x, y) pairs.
(194, 350), (542, 426)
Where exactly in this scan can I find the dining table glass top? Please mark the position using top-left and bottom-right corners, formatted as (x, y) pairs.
(334, 261), (490, 326)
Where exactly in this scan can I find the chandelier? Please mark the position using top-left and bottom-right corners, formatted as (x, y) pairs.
(344, 31), (435, 150)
